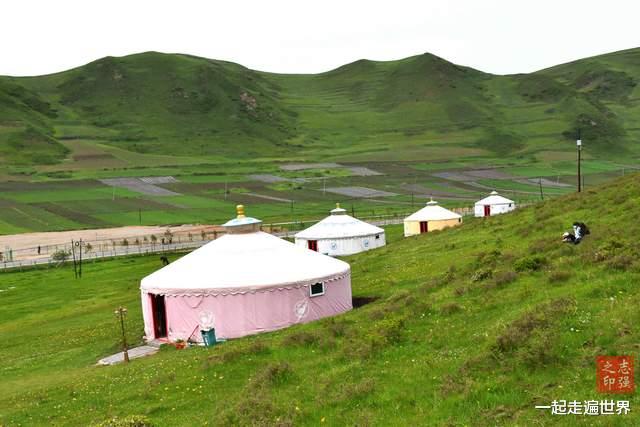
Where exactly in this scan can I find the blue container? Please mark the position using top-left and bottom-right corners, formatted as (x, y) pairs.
(201, 328), (217, 347)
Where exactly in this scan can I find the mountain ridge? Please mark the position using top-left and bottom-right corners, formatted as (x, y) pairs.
(1, 48), (639, 171)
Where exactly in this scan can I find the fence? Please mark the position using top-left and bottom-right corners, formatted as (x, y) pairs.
(0, 203), (490, 271)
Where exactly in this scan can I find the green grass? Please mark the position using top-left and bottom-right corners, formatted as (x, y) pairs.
(1, 174), (640, 425)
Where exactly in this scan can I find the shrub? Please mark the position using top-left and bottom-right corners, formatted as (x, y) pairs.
(251, 362), (293, 387)
(494, 298), (574, 353)
(377, 317), (405, 344)
(454, 286), (469, 296)
(471, 268), (493, 282)
(324, 318), (348, 338)
(51, 249), (70, 263)
(548, 270), (571, 283)
(282, 330), (319, 347)
(493, 271), (518, 287)
(528, 238), (555, 254)
(92, 415), (153, 427)
(514, 255), (547, 272)
(428, 266), (456, 288)
(440, 302), (462, 315)
(606, 255), (634, 271)
(474, 250), (501, 268)
(592, 240), (624, 262)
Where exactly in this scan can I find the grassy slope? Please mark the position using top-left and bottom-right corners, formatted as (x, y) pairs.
(1, 174), (639, 426)
(1, 48), (639, 170)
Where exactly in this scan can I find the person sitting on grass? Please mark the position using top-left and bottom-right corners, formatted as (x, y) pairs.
(563, 222), (590, 245)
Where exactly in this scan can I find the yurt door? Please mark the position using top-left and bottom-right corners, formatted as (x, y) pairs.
(483, 205), (491, 217)
(419, 221), (428, 233)
(150, 294), (167, 339)
(307, 240), (318, 252)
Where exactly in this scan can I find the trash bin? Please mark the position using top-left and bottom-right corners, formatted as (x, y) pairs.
(201, 328), (217, 347)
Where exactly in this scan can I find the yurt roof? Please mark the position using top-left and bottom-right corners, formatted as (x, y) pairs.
(295, 204), (384, 239)
(141, 207), (349, 295)
(405, 200), (462, 221)
(475, 191), (514, 206)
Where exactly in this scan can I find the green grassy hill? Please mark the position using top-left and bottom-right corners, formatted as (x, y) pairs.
(1, 174), (639, 425)
(1, 48), (639, 169)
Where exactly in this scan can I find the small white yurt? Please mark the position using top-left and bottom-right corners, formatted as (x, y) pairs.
(474, 191), (515, 217)
(294, 203), (385, 256)
(404, 200), (462, 237)
(140, 205), (352, 342)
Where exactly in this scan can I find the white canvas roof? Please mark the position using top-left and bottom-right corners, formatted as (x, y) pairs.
(295, 205), (384, 239)
(475, 191), (514, 206)
(405, 200), (461, 221)
(141, 231), (349, 295)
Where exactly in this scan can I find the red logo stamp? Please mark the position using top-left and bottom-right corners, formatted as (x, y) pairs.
(597, 356), (634, 394)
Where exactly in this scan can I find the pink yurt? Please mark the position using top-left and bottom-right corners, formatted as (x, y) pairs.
(140, 205), (352, 342)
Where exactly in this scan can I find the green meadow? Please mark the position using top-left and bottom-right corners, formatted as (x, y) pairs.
(1, 173), (639, 425)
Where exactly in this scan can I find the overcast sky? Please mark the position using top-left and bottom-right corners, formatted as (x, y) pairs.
(2, 0), (639, 77)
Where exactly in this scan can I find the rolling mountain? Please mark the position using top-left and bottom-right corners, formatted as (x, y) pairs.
(0, 48), (638, 169)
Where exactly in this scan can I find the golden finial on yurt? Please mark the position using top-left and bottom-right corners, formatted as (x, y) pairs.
(236, 204), (246, 219)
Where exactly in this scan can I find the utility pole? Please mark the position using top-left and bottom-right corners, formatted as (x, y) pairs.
(538, 178), (544, 200)
(114, 307), (129, 363)
(577, 129), (582, 192)
(77, 239), (83, 278)
(71, 240), (78, 279)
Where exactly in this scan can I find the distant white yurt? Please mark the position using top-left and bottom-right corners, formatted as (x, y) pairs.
(295, 203), (385, 256)
(474, 191), (515, 217)
(140, 205), (352, 342)
(404, 200), (462, 237)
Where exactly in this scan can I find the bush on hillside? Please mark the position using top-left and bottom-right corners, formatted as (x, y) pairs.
(494, 298), (574, 353)
(92, 415), (153, 427)
(548, 270), (571, 283)
(606, 255), (634, 271)
(514, 255), (547, 272)
(493, 271), (518, 287)
(471, 268), (493, 283)
(251, 362), (293, 387)
(282, 330), (319, 347)
(440, 302), (463, 315)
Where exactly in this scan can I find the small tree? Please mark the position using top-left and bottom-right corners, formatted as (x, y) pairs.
(134, 238), (141, 246)
(150, 235), (157, 245)
(164, 229), (173, 244)
(52, 249), (70, 264)
(200, 230), (206, 241)
(122, 239), (129, 247)
(85, 243), (93, 254)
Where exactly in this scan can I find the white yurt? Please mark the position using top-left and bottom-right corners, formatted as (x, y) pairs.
(474, 191), (515, 217)
(294, 203), (385, 256)
(140, 205), (352, 342)
(404, 200), (462, 237)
